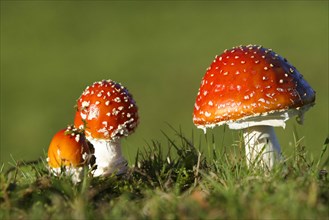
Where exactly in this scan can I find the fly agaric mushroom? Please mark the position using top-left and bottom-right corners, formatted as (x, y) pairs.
(193, 45), (315, 169)
(47, 125), (93, 183)
(74, 79), (139, 177)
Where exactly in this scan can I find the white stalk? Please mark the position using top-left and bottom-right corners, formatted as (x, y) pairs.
(243, 126), (282, 170)
(87, 137), (127, 177)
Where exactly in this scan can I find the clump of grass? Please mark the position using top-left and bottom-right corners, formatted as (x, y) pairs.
(132, 126), (207, 192)
(0, 128), (328, 220)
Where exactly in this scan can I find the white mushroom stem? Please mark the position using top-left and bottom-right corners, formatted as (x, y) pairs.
(243, 126), (282, 170)
(87, 137), (127, 177)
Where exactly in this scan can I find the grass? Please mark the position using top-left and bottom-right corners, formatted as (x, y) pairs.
(1, 127), (328, 220)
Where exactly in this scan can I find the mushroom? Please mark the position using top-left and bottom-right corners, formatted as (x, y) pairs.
(193, 45), (316, 169)
(47, 125), (93, 183)
(74, 79), (139, 177)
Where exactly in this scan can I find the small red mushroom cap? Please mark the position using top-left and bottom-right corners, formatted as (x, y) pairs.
(193, 45), (315, 128)
(47, 126), (91, 168)
(74, 80), (139, 140)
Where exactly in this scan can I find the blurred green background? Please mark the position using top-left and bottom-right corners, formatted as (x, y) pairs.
(1, 1), (328, 168)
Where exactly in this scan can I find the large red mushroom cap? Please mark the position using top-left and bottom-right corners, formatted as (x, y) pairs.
(193, 45), (315, 129)
(74, 80), (139, 140)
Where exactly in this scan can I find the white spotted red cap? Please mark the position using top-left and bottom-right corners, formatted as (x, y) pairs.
(193, 45), (315, 127)
(74, 79), (139, 140)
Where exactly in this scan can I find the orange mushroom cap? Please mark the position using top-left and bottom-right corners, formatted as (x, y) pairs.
(47, 126), (90, 168)
(193, 45), (316, 127)
(74, 80), (139, 140)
